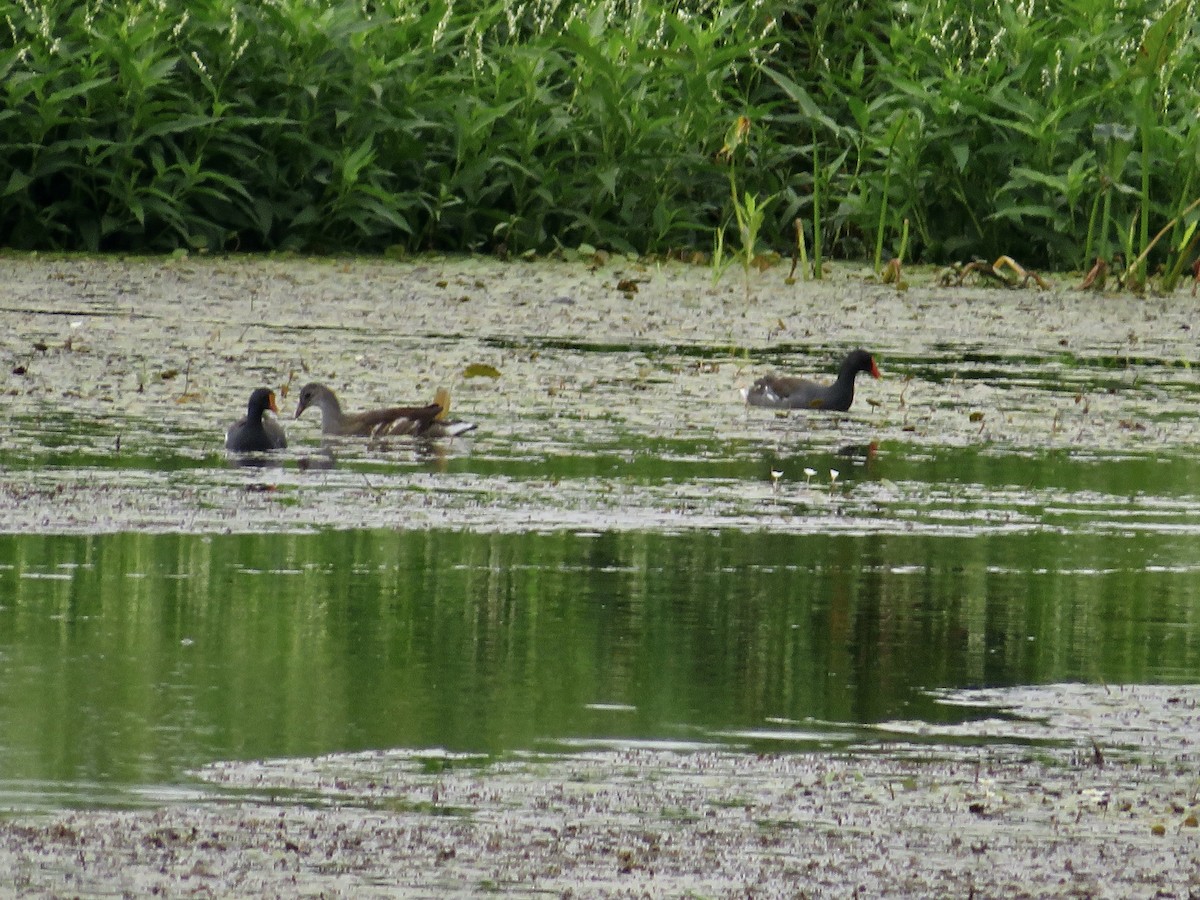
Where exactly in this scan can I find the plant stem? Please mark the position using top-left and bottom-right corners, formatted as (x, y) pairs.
(812, 131), (823, 280)
(794, 217), (809, 281)
(1139, 99), (1152, 283)
(874, 113), (908, 274)
(1083, 191), (1102, 270)
(1124, 193), (1200, 281)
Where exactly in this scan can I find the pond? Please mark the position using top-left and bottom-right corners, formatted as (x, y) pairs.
(1, 255), (1199, 814)
(3, 513), (1200, 803)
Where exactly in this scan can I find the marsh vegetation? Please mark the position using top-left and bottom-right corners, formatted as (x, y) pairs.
(3, 0), (1199, 281)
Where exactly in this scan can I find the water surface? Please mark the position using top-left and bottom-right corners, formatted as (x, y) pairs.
(3, 476), (1199, 805)
(2, 256), (1199, 810)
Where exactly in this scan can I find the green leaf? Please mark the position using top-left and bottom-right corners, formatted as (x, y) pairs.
(988, 204), (1059, 223)
(950, 144), (969, 173)
(759, 66), (838, 131)
(596, 166), (619, 199)
(846, 97), (869, 132)
(3, 170), (33, 197)
(850, 49), (865, 90)
(144, 56), (180, 85)
(341, 136), (376, 186)
(292, 206), (321, 228)
(1007, 166), (1069, 194)
(46, 76), (112, 106)
(141, 114), (213, 139)
(1134, 0), (1187, 77)
(1176, 219), (1198, 252)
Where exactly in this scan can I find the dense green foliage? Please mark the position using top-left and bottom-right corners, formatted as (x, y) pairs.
(1, 0), (1198, 269)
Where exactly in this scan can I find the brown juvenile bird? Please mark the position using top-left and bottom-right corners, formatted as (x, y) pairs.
(293, 382), (476, 438)
(742, 349), (881, 412)
(225, 388), (288, 452)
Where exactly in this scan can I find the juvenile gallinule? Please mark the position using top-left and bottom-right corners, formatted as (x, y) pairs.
(225, 388), (288, 451)
(743, 349), (880, 411)
(293, 383), (477, 438)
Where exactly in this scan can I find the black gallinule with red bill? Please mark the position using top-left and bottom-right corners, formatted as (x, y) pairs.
(225, 388), (288, 451)
(294, 383), (476, 438)
(743, 349), (880, 411)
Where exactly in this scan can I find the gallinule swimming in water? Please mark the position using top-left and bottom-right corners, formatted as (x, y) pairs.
(293, 383), (477, 438)
(742, 349), (880, 411)
(225, 388), (288, 451)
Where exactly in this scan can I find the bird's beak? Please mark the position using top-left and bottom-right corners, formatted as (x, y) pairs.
(870, 360), (881, 379)
(268, 392), (280, 414)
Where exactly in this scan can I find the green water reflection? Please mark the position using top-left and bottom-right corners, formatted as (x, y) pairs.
(3, 527), (1200, 792)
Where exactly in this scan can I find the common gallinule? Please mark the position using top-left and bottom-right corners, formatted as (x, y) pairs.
(225, 388), (288, 451)
(293, 383), (477, 438)
(743, 349), (880, 411)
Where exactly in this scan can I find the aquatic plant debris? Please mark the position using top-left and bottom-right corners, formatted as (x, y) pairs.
(1, 255), (1198, 536)
(2, 685), (1199, 897)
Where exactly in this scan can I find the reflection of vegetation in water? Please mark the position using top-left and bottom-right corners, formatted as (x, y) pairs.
(2, 524), (1199, 792)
